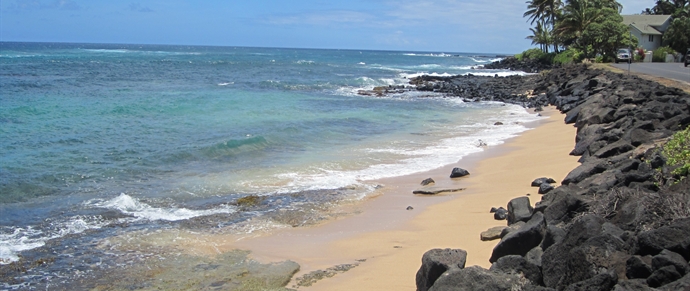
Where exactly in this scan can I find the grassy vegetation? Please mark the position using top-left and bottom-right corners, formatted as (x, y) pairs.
(663, 125), (690, 178)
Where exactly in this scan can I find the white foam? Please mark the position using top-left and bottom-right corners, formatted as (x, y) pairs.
(402, 53), (453, 57)
(400, 72), (454, 79)
(464, 71), (533, 77)
(93, 193), (236, 222)
(263, 104), (542, 194)
(0, 216), (109, 265)
(296, 60), (315, 65)
(218, 82), (234, 86)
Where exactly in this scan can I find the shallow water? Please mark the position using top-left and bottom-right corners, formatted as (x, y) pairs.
(0, 42), (538, 289)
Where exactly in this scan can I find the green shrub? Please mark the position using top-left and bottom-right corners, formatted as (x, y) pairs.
(652, 46), (676, 62)
(663, 125), (690, 178)
(553, 48), (584, 64)
(521, 48), (546, 60)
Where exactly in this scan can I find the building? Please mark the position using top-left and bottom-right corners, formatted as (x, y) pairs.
(621, 15), (672, 52)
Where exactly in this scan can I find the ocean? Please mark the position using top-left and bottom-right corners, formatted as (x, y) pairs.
(0, 42), (538, 288)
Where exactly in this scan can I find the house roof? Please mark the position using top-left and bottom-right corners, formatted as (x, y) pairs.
(622, 15), (672, 36)
(629, 23), (663, 35)
(622, 15), (672, 27)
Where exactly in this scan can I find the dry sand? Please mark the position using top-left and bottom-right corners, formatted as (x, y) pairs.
(225, 107), (580, 290)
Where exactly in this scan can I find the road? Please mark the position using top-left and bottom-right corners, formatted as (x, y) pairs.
(611, 62), (690, 84)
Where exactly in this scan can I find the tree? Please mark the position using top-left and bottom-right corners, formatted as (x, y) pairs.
(526, 21), (553, 53)
(663, 17), (690, 53)
(579, 8), (637, 59)
(524, 0), (562, 52)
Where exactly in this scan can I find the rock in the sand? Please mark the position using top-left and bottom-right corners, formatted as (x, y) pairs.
(481, 226), (507, 241)
(449, 167), (470, 178)
(406, 206), (414, 210)
(507, 196), (533, 225)
(490, 212), (546, 263)
(416, 248), (467, 291)
(490, 207), (498, 213)
(421, 178), (435, 186)
(494, 207), (508, 220)
(531, 177), (557, 186)
(412, 187), (466, 195)
(494, 122), (504, 125)
(538, 183), (555, 194)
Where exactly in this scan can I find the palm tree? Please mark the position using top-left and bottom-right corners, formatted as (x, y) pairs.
(554, 0), (607, 53)
(526, 21), (553, 53)
(524, 0), (562, 51)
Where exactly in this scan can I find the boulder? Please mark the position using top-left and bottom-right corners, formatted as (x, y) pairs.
(647, 266), (682, 288)
(538, 183), (555, 194)
(612, 279), (658, 291)
(543, 192), (590, 225)
(531, 177), (557, 186)
(450, 167), (470, 178)
(428, 266), (522, 291)
(562, 160), (607, 185)
(490, 212), (546, 263)
(542, 215), (611, 287)
(500, 221), (526, 238)
(507, 196), (534, 225)
(563, 272), (618, 291)
(659, 273), (690, 291)
(494, 207), (508, 220)
(637, 218), (690, 260)
(526, 246), (544, 268)
(652, 249), (690, 276)
(627, 255), (654, 279)
(481, 226), (507, 241)
(490, 255), (543, 285)
(416, 248), (467, 291)
(421, 178), (435, 186)
(541, 225), (566, 250)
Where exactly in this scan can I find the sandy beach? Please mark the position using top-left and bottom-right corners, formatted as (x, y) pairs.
(218, 106), (580, 290)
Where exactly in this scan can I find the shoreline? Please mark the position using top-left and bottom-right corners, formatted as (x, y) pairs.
(222, 106), (580, 289)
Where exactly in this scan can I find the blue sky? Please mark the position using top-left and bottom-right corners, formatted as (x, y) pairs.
(1, 0), (654, 54)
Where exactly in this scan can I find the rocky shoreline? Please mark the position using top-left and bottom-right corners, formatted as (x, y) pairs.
(413, 65), (690, 291)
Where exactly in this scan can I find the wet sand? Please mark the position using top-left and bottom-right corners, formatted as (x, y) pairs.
(220, 106), (580, 290)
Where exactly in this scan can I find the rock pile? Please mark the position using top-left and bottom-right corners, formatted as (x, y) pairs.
(482, 56), (554, 73)
(415, 65), (690, 291)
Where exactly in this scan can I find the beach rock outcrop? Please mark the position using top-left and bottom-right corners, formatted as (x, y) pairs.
(481, 226), (507, 241)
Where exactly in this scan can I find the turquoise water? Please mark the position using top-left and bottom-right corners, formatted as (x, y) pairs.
(0, 42), (537, 267)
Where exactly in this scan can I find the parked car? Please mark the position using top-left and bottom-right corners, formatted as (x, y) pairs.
(615, 48), (632, 64)
(685, 48), (689, 67)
